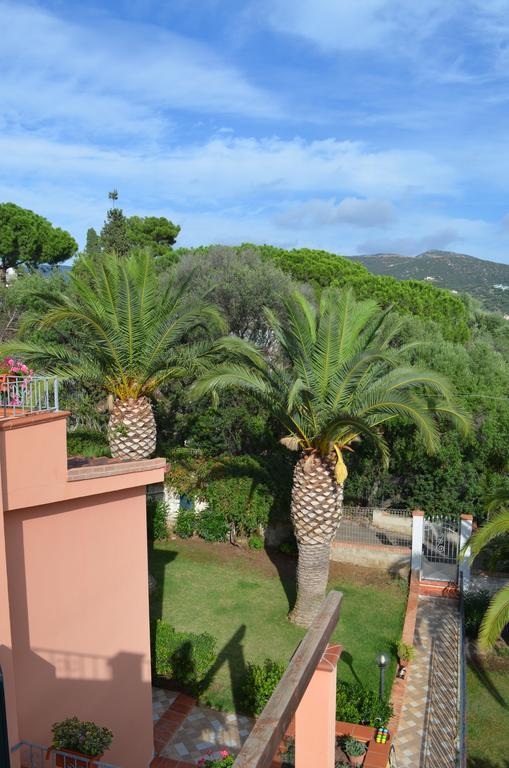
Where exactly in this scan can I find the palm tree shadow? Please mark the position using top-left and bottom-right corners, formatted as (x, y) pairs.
(264, 546), (297, 613)
(467, 651), (508, 709)
(200, 625), (248, 713)
(339, 650), (362, 686)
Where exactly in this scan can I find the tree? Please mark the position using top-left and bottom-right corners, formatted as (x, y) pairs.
(462, 488), (509, 648)
(0, 203), (77, 282)
(5, 251), (226, 459)
(192, 287), (469, 627)
(100, 206), (129, 257)
(126, 216), (180, 256)
(85, 228), (101, 256)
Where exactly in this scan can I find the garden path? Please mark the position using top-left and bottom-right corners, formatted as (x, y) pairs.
(394, 596), (461, 768)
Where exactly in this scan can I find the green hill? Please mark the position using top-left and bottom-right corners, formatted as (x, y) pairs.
(349, 250), (509, 315)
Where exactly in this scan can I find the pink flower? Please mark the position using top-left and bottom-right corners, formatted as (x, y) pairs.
(6, 358), (13, 366)
(20, 364), (28, 374)
(220, 751), (229, 758)
(11, 367), (19, 373)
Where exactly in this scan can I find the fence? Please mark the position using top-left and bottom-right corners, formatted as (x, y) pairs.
(11, 741), (120, 768)
(332, 507), (413, 572)
(0, 375), (59, 418)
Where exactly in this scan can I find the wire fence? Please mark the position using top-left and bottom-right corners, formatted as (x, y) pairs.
(336, 506), (413, 549)
(0, 375), (59, 418)
(11, 741), (120, 768)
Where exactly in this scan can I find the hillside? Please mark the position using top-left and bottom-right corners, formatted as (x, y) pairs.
(349, 250), (509, 314)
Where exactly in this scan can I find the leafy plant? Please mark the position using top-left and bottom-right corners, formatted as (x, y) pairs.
(242, 658), (286, 715)
(195, 506), (229, 542)
(342, 736), (367, 757)
(147, 498), (168, 542)
(279, 539), (298, 556)
(174, 507), (196, 539)
(198, 752), (234, 768)
(463, 590), (492, 639)
(336, 681), (393, 727)
(397, 641), (415, 662)
(154, 620), (216, 692)
(51, 717), (113, 758)
(248, 535), (264, 550)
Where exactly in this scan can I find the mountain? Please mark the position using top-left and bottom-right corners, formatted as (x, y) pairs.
(349, 250), (509, 315)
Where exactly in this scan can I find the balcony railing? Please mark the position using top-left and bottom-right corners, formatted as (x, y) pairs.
(11, 740), (120, 768)
(0, 375), (59, 418)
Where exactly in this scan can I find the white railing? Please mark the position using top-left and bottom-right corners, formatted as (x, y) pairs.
(0, 375), (59, 418)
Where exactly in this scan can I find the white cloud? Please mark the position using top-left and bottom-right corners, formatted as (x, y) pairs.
(274, 197), (396, 229)
(357, 227), (460, 255)
(0, 1), (280, 143)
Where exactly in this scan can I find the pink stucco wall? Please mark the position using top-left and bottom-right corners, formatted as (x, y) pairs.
(0, 412), (165, 768)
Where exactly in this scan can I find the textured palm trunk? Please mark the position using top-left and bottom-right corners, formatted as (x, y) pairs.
(107, 396), (156, 460)
(288, 454), (343, 627)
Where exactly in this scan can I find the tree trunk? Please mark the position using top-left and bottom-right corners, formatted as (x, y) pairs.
(107, 396), (156, 459)
(288, 454), (343, 627)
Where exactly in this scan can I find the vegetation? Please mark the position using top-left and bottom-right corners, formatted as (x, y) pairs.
(192, 286), (468, 626)
(242, 658), (287, 715)
(149, 538), (405, 711)
(342, 736), (367, 758)
(0, 202), (77, 281)
(154, 619), (216, 692)
(336, 681), (393, 727)
(462, 488), (509, 647)
(396, 641), (415, 662)
(51, 717), (113, 758)
(467, 663), (509, 767)
(147, 497), (169, 543)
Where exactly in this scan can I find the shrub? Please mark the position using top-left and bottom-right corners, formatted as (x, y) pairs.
(396, 641), (415, 662)
(198, 751), (234, 767)
(242, 658), (286, 715)
(248, 535), (264, 550)
(147, 497), (168, 541)
(464, 590), (491, 639)
(66, 429), (110, 458)
(51, 717), (113, 758)
(204, 463), (273, 538)
(196, 506), (229, 542)
(174, 508), (196, 539)
(154, 620), (216, 691)
(342, 736), (367, 757)
(279, 539), (298, 556)
(336, 681), (393, 727)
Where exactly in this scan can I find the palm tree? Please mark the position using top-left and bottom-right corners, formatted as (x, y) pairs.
(462, 488), (509, 649)
(192, 287), (469, 627)
(6, 250), (226, 459)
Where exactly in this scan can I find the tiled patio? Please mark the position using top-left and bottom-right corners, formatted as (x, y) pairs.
(394, 596), (460, 767)
(152, 687), (254, 766)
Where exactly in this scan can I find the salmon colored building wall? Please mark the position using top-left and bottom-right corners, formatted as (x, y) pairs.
(0, 412), (166, 768)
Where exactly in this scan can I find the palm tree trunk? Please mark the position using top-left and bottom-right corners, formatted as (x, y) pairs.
(107, 396), (156, 459)
(288, 454), (343, 628)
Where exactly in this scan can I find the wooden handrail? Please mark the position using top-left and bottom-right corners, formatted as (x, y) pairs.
(233, 591), (343, 768)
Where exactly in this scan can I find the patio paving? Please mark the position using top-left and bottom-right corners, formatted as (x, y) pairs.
(152, 687), (255, 766)
(394, 596), (461, 767)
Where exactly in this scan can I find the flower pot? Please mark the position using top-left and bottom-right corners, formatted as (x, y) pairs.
(398, 657), (410, 670)
(46, 746), (104, 767)
(348, 754), (365, 767)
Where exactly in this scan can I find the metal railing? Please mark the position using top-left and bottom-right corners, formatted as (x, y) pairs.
(457, 574), (467, 768)
(0, 375), (59, 418)
(336, 506), (412, 548)
(11, 741), (120, 768)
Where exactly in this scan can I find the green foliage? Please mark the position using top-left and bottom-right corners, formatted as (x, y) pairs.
(174, 507), (196, 539)
(0, 203), (77, 275)
(154, 619), (216, 690)
(248, 535), (264, 550)
(396, 641), (415, 661)
(66, 429), (110, 457)
(147, 498), (168, 542)
(51, 717), (113, 758)
(101, 206), (129, 256)
(342, 737), (367, 757)
(198, 754), (234, 768)
(336, 681), (393, 726)
(279, 540), (298, 555)
(85, 228), (101, 256)
(195, 506), (229, 542)
(256, 244), (470, 342)
(125, 215), (180, 256)
(464, 590), (491, 639)
(242, 658), (286, 715)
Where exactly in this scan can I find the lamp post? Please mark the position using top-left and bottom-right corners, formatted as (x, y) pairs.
(376, 652), (388, 700)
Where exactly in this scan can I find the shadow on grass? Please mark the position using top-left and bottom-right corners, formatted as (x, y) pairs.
(468, 760), (509, 768)
(468, 653), (508, 710)
(264, 546), (297, 613)
(148, 543), (178, 662)
(200, 624), (247, 712)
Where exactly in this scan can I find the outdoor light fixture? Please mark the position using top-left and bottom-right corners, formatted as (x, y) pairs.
(376, 652), (388, 700)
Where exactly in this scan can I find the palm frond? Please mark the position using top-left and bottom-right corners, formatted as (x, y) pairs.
(478, 584), (509, 649)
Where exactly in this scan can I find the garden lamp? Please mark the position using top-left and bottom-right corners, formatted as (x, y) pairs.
(376, 652), (388, 700)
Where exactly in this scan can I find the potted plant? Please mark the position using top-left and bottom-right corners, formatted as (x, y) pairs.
(47, 717), (113, 767)
(198, 751), (234, 767)
(397, 640), (415, 669)
(343, 736), (367, 767)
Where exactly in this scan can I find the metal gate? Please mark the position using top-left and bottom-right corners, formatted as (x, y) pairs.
(421, 515), (460, 582)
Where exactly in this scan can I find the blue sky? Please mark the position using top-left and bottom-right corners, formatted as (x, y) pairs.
(2, 0), (509, 263)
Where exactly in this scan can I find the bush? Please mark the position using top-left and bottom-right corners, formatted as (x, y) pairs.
(242, 658), (286, 715)
(336, 681), (393, 727)
(51, 717), (113, 758)
(147, 497), (168, 541)
(464, 590), (491, 639)
(248, 535), (264, 550)
(175, 507), (196, 539)
(66, 429), (110, 458)
(198, 752), (234, 768)
(154, 620), (216, 691)
(196, 507), (229, 542)
(396, 641), (415, 662)
(279, 539), (298, 556)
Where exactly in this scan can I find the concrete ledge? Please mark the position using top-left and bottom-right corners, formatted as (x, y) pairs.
(68, 456), (167, 481)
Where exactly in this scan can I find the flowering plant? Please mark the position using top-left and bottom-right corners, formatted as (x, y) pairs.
(0, 357), (34, 406)
(0, 357), (33, 379)
(197, 750), (234, 767)
(51, 716), (113, 757)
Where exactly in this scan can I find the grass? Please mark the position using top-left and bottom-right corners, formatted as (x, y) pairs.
(467, 659), (509, 767)
(149, 538), (406, 712)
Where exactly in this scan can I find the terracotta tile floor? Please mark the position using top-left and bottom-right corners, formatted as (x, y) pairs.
(152, 688), (254, 766)
(394, 596), (460, 768)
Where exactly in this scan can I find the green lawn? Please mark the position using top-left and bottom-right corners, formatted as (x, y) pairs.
(149, 538), (406, 712)
(467, 660), (509, 768)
